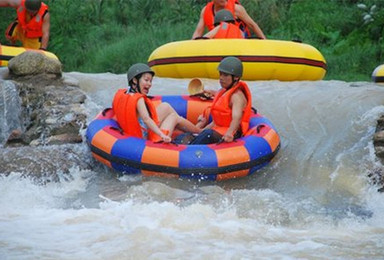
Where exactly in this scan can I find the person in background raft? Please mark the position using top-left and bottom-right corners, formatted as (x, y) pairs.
(204, 9), (244, 39)
(112, 63), (203, 143)
(192, 0), (266, 39)
(0, 0), (50, 50)
(190, 56), (252, 144)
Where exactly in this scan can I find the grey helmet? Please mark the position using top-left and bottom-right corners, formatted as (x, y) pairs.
(127, 63), (155, 84)
(217, 56), (243, 77)
(214, 9), (235, 26)
(25, 0), (42, 12)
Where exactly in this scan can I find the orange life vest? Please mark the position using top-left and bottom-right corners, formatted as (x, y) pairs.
(203, 0), (236, 31)
(210, 81), (252, 136)
(214, 22), (244, 39)
(112, 89), (160, 141)
(17, 0), (48, 38)
(203, 0), (251, 37)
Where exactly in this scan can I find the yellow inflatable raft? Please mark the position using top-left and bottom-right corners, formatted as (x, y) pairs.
(148, 39), (327, 81)
(0, 44), (58, 67)
(372, 64), (384, 83)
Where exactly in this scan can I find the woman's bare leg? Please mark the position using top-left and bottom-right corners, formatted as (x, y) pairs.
(156, 103), (202, 135)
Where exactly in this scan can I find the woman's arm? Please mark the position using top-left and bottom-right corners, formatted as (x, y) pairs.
(235, 4), (266, 39)
(203, 25), (220, 39)
(40, 12), (50, 49)
(192, 7), (206, 39)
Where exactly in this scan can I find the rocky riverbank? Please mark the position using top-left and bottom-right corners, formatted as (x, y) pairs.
(0, 52), (92, 182)
(1, 52), (87, 147)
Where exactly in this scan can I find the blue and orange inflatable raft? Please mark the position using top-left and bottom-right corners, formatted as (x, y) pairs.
(86, 95), (280, 181)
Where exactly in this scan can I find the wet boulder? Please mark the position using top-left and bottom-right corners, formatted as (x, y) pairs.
(371, 114), (384, 192)
(7, 51), (62, 77)
(374, 115), (384, 160)
(0, 80), (23, 146)
(0, 54), (87, 147)
(0, 144), (93, 183)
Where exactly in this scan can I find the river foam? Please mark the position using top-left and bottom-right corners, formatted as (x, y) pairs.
(1, 73), (384, 259)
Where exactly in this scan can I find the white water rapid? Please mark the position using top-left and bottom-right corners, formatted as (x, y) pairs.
(1, 71), (384, 259)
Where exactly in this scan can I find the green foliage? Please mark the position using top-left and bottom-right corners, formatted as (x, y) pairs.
(240, 0), (294, 35)
(269, 0), (382, 81)
(43, 0), (203, 72)
(0, 0), (382, 81)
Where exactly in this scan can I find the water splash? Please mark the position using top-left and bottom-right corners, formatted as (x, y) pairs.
(1, 74), (384, 259)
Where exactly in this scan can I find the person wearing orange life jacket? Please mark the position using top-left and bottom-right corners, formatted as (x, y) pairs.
(0, 0), (50, 50)
(204, 9), (244, 39)
(192, 0), (266, 39)
(191, 56), (252, 144)
(112, 63), (202, 143)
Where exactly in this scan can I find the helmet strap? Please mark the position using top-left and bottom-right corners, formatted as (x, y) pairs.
(227, 76), (239, 90)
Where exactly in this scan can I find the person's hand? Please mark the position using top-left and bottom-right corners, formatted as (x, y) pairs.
(161, 134), (172, 143)
(197, 114), (205, 122)
(222, 132), (234, 143)
(204, 90), (217, 96)
(201, 90), (214, 100)
(196, 115), (207, 128)
(190, 90), (214, 100)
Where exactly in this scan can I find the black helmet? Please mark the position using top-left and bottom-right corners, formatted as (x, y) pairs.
(214, 9), (235, 26)
(217, 56), (243, 77)
(25, 0), (42, 12)
(127, 63), (155, 83)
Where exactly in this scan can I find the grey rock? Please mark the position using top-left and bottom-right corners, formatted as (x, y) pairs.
(8, 51), (62, 76)
(373, 131), (384, 146)
(0, 80), (23, 146)
(371, 114), (384, 192)
(374, 115), (384, 160)
(0, 53), (92, 181)
(0, 144), (92, 184)
(2, 71), (87, 147)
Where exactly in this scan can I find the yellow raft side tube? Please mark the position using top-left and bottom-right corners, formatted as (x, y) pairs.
(0, 44), (59, 67)
(148, 39), (327, 81)
(372, 64), (384, 83)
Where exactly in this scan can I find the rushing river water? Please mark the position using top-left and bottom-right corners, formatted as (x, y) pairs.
(1, 71), (384, 259)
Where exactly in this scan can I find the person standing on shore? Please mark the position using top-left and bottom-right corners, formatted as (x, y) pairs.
(0, 0), (50, 50)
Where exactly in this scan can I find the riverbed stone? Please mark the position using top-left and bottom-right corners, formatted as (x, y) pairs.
(374, 115), (384, 160)
(0, 144), (92, 183)
(371, 114), (384, 192)
(8, 51), (62, 77)
(0, 74), (88, 147)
